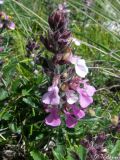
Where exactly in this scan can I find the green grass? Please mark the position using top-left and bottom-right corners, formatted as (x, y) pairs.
(0, 0), (120, 159)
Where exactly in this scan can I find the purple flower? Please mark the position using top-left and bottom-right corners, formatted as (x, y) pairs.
(40, 3), (71, 59)
(84, 83), (96, 96)
(77, 88), (93, 108)
(65, 112), (78, 128)
(48, 8), (67, 32)
(69, 76), (81, 90)
(42, 85), (60, 105)
(0, 12), (15, 30)
(64, 105), (85, 128)
(68, 55), (88, 78)
(72, 105), (85, 119)
(7, 21), (15, 30)
(45, 108), (61, 126)
(26, 39), (40, 53)
(76, 81), (96, 108)
(41, 4), (96, 128)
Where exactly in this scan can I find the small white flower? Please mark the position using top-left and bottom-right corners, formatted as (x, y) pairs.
(0, 0), (4, 4)
(34, 70), (39, 75)
(31, 61), (35, 66)
(68, 55), (88, 78)
(72, 38), (81, 46)
(31, 54), (35, 58)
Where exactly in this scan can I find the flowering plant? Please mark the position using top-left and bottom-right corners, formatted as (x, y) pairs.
(40, 4), (96, 128)
(0, 12), (15, 30)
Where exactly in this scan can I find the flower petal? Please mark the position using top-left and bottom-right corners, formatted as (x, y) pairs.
(72, 105), (85, 119)
(65, 113), (78, 128)
(66, 90), (78, 104)
(42, 92), (51, 104)
(79, 92), (93, 108)
(7, 22), (15, 30)
(0, 21), (3, 28)
(68, 55), (77, 64)
(0, 47), (4, 52)
(72, 38), (81, 46)
(45, 108), (61, 127)
(75, 58), (88, 78)
(42, 85), (60, 105)
(85, 84), (96, 96)
(68, 55), (88, 78)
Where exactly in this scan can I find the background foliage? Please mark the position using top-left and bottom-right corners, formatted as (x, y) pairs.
(0, 0), (120, 159)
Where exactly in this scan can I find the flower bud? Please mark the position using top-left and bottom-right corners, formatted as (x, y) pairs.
(62, 72), (68, 78)
(88, 109), (96, 117)
(62, 48), (72, 61)
(80, 139), (90, 148)
(89, 146), (97, 155)
(96, 132), (106, 144)
(34, 70), (39, 75)
(111, 115), (119, 126)
(61, 83), (69, 91)
(48, 10), (66, 31)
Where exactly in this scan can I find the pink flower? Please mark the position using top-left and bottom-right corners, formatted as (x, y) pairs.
(0, 47), (4, 52)
(72, 105), (85, 119)
(42, 85), (60, 105)
(0, 12), (15, 30)
(66, 90), (78, 104)
(65, 112), (78, 128)
(7, 21), (15, 30)
(69, 76), (81, 90)
(45, 108), (61, 126)
(84, 84), (96, 96)
(0, 21), (3, 28)
(68, 55), (88, 78)
(77, 85), (95, 108)
(65, 105), (85, 128)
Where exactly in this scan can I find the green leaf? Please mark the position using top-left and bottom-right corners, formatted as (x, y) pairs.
(23, 97), (37, 108)
(111, 140), (120, 156)
(0, 89), (8, 101)
(77, 145), (87, 160)
(30, 150), (48, 160)
(68, 145), (87, 160)
(53, 150), (65, 160)
(1, 112), (12, 120)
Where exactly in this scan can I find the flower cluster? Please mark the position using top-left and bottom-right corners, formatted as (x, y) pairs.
(40, 4), (71, 64)
(26, 39), (40, 54)
(0, 12), (15, 30)
(41, 4), (96, 128)
(80, 133), (108, 160)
